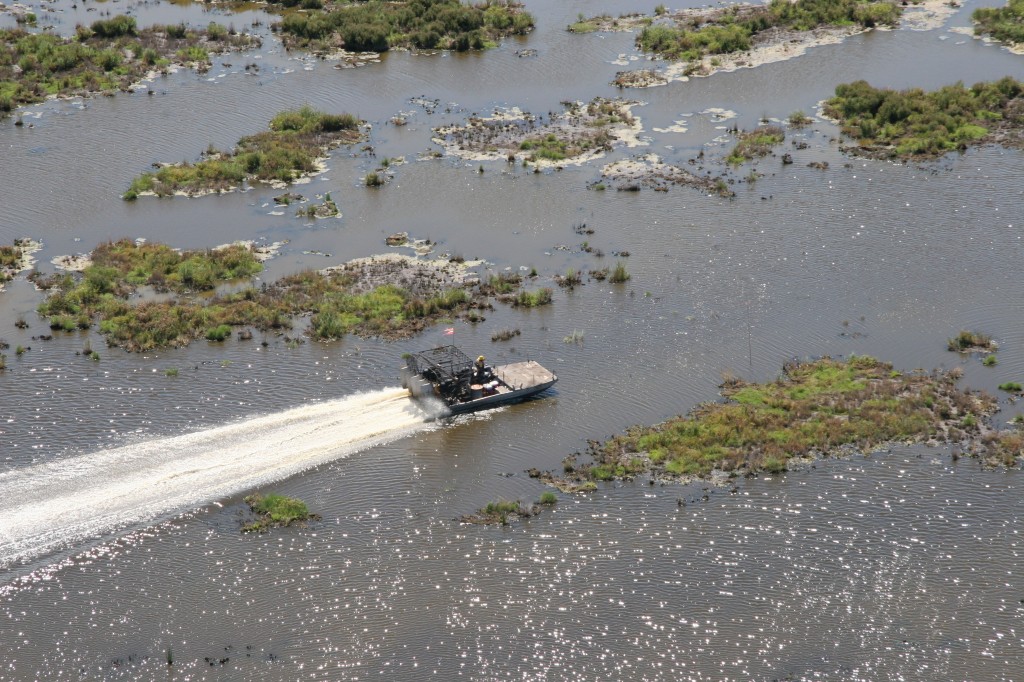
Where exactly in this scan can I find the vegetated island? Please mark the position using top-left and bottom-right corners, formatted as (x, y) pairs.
(0, 15), (259, 115)
(242, 493), (319, 533)
(823, 77), (1024, 159)
(433, 97), (643, 168)
(124, 106), (365, 199)
(539, 356), (1021, 494)
(571, 0), (954, 87)
(972, 0), (1024, 50)
(34, 239), (554, 351)
(274, 0), (533, 55)
(947, 329), (997, 354)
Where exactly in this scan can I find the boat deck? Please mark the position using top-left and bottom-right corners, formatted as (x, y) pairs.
(494, 361), (557, 391)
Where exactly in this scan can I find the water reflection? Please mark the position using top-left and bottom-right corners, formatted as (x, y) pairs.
(2, 0), (1024, 678)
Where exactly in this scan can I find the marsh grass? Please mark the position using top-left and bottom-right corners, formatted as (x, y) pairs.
(563, 329), (584, 345)
(126, 107), (362, 198)
(824, 77), (1024, 159)
(513, 288), (553, 308)
(242, 493), (316, 532)
(567, 356), (999, 483)
(727, 125), (785, 164)
(948, 329), (995, 352)
(36, 239), (550, 351)
(609, 261), (630, 283)
(491, 327), (520, 342)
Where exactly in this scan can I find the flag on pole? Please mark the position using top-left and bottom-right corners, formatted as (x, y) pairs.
(444, 327), (455, 336)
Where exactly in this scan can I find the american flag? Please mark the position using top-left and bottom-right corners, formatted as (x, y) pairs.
(444, 327), (455, 335)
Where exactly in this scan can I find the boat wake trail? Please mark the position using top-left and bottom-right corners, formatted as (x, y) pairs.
(0, 388), (431, 568)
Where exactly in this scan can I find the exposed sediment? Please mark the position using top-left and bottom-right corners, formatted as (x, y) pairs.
(433, 98), (645, 168)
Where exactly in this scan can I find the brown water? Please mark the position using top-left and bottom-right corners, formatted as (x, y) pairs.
(2, 0), (1024, 678)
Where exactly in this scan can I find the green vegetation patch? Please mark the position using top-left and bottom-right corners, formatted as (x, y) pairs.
(242, 493), (318, 532)
(126, 107), (363, 198)
(0, 16), (259, 114)
(634, 0), (900, 63)
(727, 125), (785, 164)
(36, 245), (512, 351)
(459, 498), (536, 525)
(276, 0), (533, 54)
(948, 329), (996, 353)
(549, 356), (1016, 487)
(824, 77), (1024, 159)
(973, 0), (1024, 46)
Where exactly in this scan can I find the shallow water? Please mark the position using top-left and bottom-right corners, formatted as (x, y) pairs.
(2, 0), (1024, 678)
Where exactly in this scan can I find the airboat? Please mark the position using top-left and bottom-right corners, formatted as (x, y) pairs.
(401, 345), (557, 417)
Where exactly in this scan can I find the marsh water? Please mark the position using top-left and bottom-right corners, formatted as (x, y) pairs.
(2, 0), (1024, 678)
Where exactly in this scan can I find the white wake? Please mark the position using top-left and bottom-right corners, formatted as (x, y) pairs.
(0, 387), (430, 567)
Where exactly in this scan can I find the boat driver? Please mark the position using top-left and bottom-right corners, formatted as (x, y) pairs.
(473, 355), (492, 384)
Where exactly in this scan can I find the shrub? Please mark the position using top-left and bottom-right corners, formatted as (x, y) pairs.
(90, 15), (137, 38)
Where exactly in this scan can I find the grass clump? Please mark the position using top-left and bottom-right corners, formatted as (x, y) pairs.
(727, 125), (785, 164)
(0, 17), (259, 116)
(242, 493), (317, 532)
(789, 110), (812, 127)
(206, 324), (232, 341)
(276, 0), (533, 54)
(983, 354), (998, 367)
(126, 107), (363, 198)
(460, 498), (535, 525)
(998, 382), (1023, 392)
(823, 77), (1024, 159)
(491, 327), (520, 342)
(513, 288), (553, 308)
(560, 356), (999, 484)
(609, 261), (630, 283)
(947, 329), (995, 352)
(539, 491), (557, 505)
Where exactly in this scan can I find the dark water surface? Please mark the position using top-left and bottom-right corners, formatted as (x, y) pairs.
(2, 0), (1024, 678)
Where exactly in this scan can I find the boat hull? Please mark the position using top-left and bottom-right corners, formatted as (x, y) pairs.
(444, 377), (557, 415)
